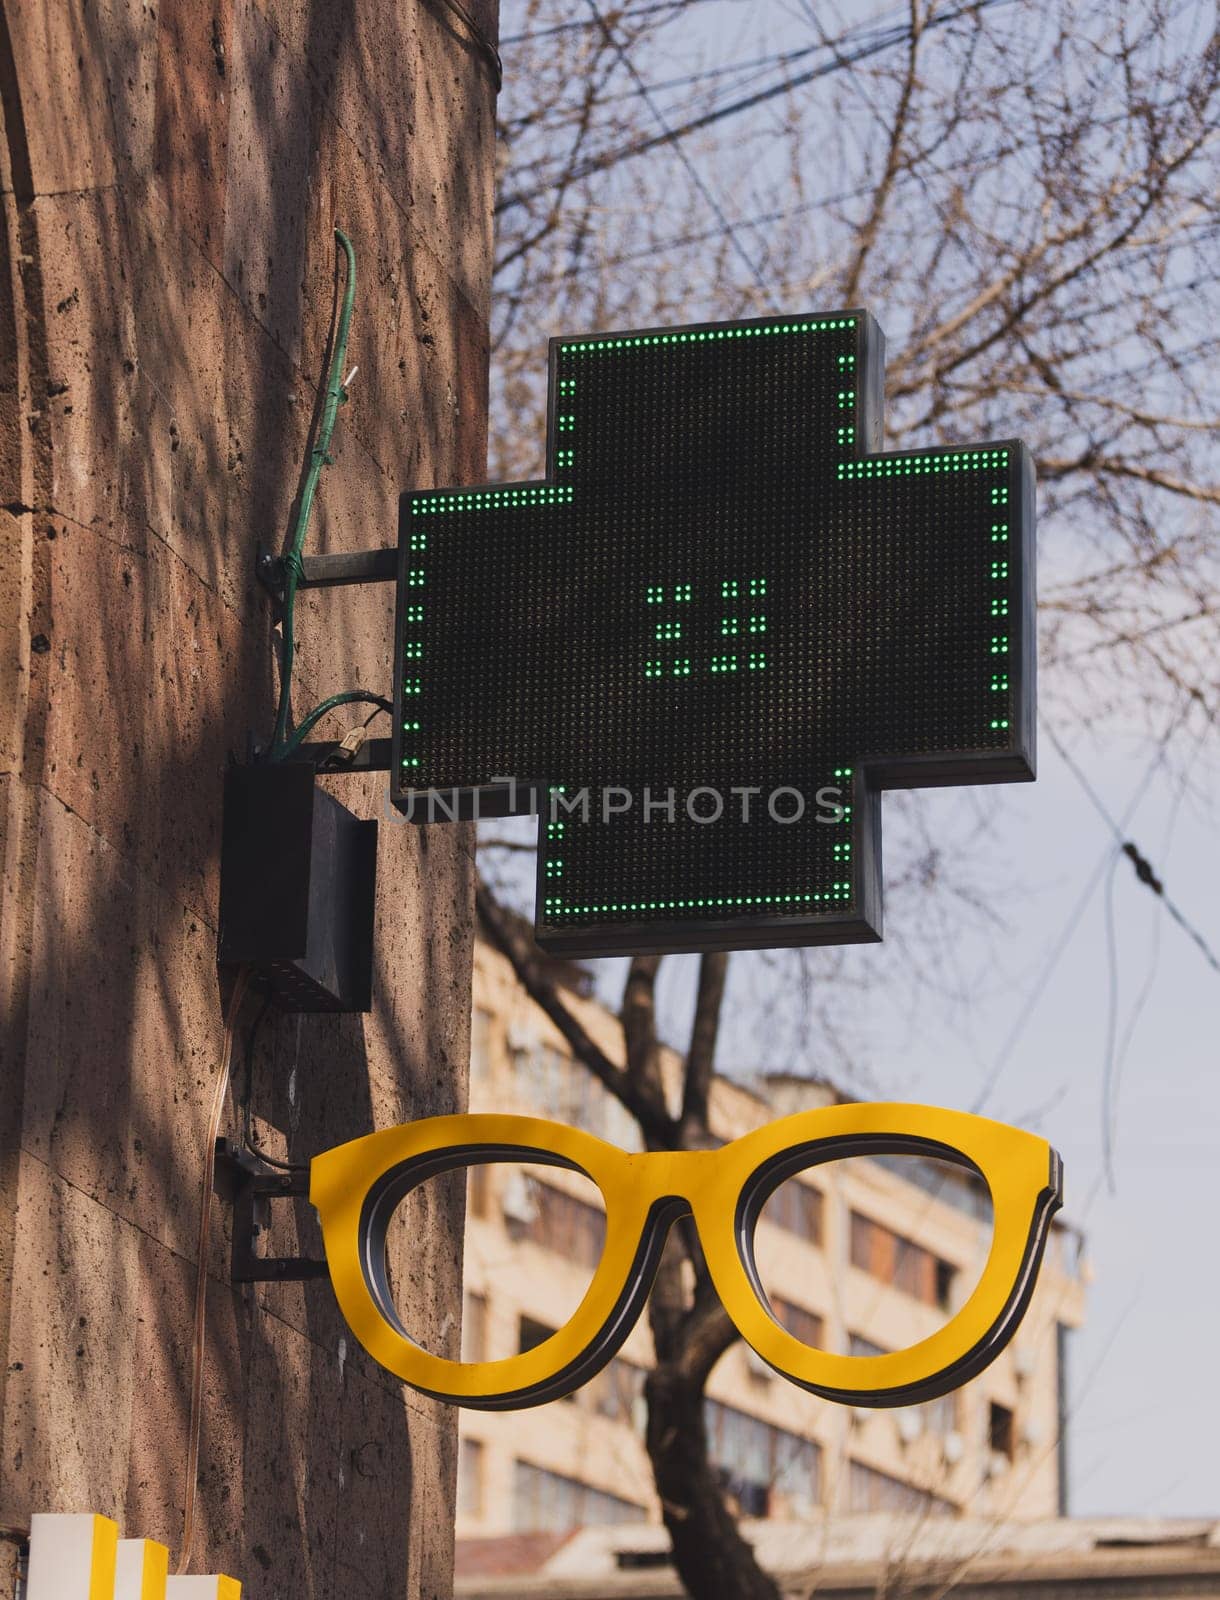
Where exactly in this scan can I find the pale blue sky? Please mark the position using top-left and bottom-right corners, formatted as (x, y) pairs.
(611, 736), (1220, 1517)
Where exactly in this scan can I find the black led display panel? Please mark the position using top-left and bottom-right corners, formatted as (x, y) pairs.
(391, 310), (1035, 956)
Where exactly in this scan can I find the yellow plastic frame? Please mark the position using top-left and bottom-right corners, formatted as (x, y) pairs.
(310, 1102), (1062, 1411)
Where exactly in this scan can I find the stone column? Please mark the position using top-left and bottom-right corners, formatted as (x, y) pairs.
(0, 0), (497, 1591)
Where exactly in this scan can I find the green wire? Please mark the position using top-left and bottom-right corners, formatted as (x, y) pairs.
(276, 690), (393, 760)
(270, 228), (357, 758)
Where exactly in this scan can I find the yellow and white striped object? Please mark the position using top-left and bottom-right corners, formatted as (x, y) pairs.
(26, 1515), (240, 1600)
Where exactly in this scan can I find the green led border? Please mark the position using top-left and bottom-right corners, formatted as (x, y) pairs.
(410, 484), (574, 517)
(558, 316), (856, 357)
(837, 448), (1007, 480)
(543, 886), (853, 918)
(398, 514), (430, 773)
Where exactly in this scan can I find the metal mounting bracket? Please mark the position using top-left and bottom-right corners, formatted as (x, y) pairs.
(256, 544), (397, 619)
(251, 542), (397, 771)
(215, 1137), (329, 1283)
(246, 734), (393, 771)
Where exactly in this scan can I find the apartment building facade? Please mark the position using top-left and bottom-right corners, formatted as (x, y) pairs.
(455, 938), (1087, 1542)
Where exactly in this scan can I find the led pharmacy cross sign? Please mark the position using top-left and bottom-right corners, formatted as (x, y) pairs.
(392, 309), (1035, 957)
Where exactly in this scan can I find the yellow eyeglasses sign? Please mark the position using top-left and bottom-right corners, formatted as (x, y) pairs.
(310, 1103), (1062, 1411)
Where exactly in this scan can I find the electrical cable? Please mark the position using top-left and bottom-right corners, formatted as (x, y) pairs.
(1105, 751), (1196, 1143)
(434, 0), (503, 91)
(504, 104), (1146, 290)
(269, 228), (357, 758)
(176, 966), (249, 1576)
(495, 0), (1017, 214)
(582, 40), (833, 108)
(968, 712), (1191, 1117)
(500, 0), (745, 46)
(273, 689), (393, 762)
(968, 837), (1116, 1116)
(241, 997), (309, 1175)
(581, 0), (765, 288)
(1099, 848), (1123, 1190)
(1043, 720), (1220, 977)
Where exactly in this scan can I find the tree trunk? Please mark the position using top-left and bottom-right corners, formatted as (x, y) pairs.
(644, 1364), (782, 1600)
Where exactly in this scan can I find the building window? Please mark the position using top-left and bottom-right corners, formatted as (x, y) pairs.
(516, 1041), (639, 1150)
(763, 1178), (823, 1243)
(705, 1399), (821, 1517)
(512, 1461), (646, 1532)
(846, 1337), (957, 1434)
(848, 1331), (887, 1359)
(517, 1042), (568, 1117)
(457, 1437), (484, 1518)
(849, 1211), (955, 1310)
(516, 1318), (642, 1421)
(523, 1181), (607, 1269)
(518, 1316), (579, 1407)
(989, 1401), (1015, 1460)
(772, 1297), (824, 1349)
(847, 1460), (953, 1516)
(935, 1257), (956, 1310)
(518, 1314), (554, 1355)
(462, 1292), (488, 1364)
(585, 1356), (646, 1424)
(921, 1389), (958, 1437)
(870, 1153), (992, 1223)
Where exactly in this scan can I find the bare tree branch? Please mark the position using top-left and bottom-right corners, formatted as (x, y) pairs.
(680, 951), (727, 1142)
(476, 882), (677, 1142)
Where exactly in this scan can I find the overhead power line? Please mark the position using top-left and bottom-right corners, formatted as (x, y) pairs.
(496, 0), (1017, 214)
(504, 36), (860, 128)
(496, 103), (1151, 289)
(581, 0), (766, 287)
(1043, 720), (1220, 977)
(969, 706), (1210, 1117)
(500, 0), (748, 46)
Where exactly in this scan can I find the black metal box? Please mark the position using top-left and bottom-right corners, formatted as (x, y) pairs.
(218, 764), (376, 1011)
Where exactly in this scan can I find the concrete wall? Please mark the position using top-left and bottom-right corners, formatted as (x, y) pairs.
(0, 0), (497, 1592)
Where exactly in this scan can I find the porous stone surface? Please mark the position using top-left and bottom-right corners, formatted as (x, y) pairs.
(0, 0), (497, 1592)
